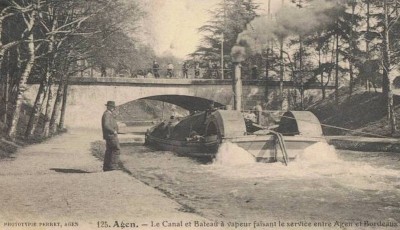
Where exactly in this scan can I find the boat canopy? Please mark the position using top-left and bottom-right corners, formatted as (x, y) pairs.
(205, 110), (246, 138)
(277, 111), (323, 136)
(140, 95), (225, 111)
(170, 112), (206, 140)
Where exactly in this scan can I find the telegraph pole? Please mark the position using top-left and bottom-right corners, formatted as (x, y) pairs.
(221, 0), (226, 79)
(221, 35), (224, 79)
(295, 0), (304, 110)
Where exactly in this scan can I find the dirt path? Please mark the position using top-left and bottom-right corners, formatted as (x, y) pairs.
(0, 129), (206, 230)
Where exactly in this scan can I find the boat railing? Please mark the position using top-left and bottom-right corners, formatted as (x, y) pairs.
(268, 130), (289, 166)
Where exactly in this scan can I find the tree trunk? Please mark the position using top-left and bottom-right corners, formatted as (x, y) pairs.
(349, 62), (354, 96)
(349, 3), (356, 97)
(3, 50), (10, 124)
(335, 30), (340, 105)
(279, 39), (284, 99)
(32, 83), (48, 135)
(42, 82), (53, 137)
(0, 19), (11, 125)
(41, 18), (58, 137)
(383, 0), (396, 134)
(265, 47), (270, 79)
(58, 81), (69, 130)
(25, 81), (46, 138)
(319, 49), (326, 99)
(0, 17), (4, 124)
(366, 0), (371, 90)
(49, 78), (64, 135)
(7, 28), (35, 140)
(299, 35), (304, 110)
(264, 46), (270, 105)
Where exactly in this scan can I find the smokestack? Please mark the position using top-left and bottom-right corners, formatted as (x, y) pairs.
(233, 62), (242, 111)
(231, 46), (246, 111)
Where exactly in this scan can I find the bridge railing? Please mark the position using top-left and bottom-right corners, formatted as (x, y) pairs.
(72, 67), (335, 88)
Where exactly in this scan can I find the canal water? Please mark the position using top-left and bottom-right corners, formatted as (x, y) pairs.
(119, 137), (400, 229)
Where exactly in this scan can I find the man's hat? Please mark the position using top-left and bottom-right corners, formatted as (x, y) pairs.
(105, 101), (116, 107)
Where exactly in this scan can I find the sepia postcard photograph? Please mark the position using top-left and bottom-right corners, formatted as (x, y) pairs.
(0, 0), (399, 229)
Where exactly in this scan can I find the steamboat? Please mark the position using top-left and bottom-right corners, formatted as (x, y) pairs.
(144, 61), (325, 164)
(144, 102), (325, 164)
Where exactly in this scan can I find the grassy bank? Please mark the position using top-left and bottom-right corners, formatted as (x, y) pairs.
(0, 102), (67, 159)
(309, 88), (400, 137)
(90, 140), (105, 160)
(0, 138), (20, 159)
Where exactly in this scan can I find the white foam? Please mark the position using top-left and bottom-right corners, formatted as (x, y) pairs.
(212, 142), (256, 166)
(296, 142), (339, 163)
(205, 142), (400, 191)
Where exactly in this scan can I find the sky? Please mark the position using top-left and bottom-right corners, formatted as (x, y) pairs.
(138, 0), (283, 59)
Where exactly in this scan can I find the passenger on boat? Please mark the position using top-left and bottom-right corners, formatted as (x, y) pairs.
(206, 101), (217, 116)
(151, 122), (168, 138)
(243, 111), (256, 122)
(253, 101), (263, 125)
(186, 131), (204, 142)
(166, 115), (179, 138)
(203, 101), (217, 131)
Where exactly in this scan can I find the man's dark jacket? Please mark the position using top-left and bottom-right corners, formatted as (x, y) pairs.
(102, 110), (119, 139)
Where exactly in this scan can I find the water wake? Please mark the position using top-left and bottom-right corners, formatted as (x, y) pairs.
(212, 142), (255, 166)
(206, 141), (399, 191)
(296, 142), (339, 163)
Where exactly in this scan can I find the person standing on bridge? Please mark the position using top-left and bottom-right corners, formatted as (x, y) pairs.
(153, 60), (160, 78)
(251, 64), (259, 80)
(167, 63), (174, 78)
(182, 62), (189, 78)
(194, 62), (200, 78)
(102, 101), (120, 171)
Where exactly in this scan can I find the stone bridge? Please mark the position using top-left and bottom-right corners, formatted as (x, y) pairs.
(26, 77), (333, 128)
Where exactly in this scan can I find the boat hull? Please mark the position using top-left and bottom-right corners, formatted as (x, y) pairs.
(144, 110), (327, 163)
(145, 133), (325, 162)
(144, 134), (219, 158)
(229, 135), (326, 162)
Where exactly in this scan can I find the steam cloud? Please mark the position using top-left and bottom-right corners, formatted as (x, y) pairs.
(231, 0), (341, 60)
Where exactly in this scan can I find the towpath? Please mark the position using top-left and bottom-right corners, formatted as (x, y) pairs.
(0, 129), (206, 229)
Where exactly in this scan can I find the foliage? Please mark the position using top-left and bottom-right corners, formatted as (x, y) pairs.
(0, 0), (151, 140)
(190, 0), (259, 67)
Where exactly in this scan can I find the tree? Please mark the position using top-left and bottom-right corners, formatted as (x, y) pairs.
(361, 0), (400, 134)
(191, 0), (259, 70)
(0, 0), (31, 127)
(0, 0), (147, 140)
(7, 0), (39, 140)
(82, 0), (143, 77)
(237, 0), (343, 107)
(24, 0), (144, 138)
(381, 0), (396, 134)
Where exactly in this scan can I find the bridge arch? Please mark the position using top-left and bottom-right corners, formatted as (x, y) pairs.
(140, 95), (225, 111)
(26, 84), (235, 128)
(65, 85), (234, 128)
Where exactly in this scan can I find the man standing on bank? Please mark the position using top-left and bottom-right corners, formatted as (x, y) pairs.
(102, 101), (120, 171)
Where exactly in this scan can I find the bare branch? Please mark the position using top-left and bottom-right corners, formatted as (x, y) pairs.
(0, 40), (22, 52)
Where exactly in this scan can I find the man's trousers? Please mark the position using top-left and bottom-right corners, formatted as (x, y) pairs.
(103, 135), (121, 171)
